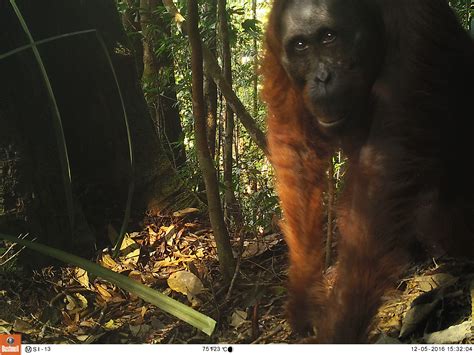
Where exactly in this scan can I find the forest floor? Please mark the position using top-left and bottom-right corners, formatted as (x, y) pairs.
(1, 210), (473, 344)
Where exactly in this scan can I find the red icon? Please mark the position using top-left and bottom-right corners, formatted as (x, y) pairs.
(0, 334), (21, 355)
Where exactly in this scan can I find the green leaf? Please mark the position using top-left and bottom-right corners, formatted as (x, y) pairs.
(241, 19), (261, 33)
(0, 233), (216, 336)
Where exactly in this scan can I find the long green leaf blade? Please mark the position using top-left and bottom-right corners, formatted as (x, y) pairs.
(0, 233), (216, 336)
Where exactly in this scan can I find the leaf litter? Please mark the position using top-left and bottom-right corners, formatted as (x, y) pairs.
(0, 211), (473, 344)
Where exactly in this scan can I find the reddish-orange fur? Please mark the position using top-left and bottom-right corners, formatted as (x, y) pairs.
(262, 42), (329, 335)
(262, 0), (474, 343)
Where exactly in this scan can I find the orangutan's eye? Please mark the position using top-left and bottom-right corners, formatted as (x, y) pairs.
(321, 30), (337, 45)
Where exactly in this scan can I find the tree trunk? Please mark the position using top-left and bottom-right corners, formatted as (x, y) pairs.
(161, 0), (268, 155)
(203, 1), (218, 160)
(252, 0), (258, 118)
(121, 0), (144, 78)
(218, 0), (242, 226)
(140, 0), (186, 168)
(0, 0), (200, 261)
(187, 0), (235, 282)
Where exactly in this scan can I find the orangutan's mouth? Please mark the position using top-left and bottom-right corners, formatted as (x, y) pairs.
(317, 115), (346, 128)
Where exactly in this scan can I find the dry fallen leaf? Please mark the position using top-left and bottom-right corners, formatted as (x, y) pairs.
(13, 319), (34, 334)
(242, 233), (282, 258)
(0, 318), (12, 334)
(128, 270), (143, 283)
(173, 208), (200, 217)
(120, 235), (140, 265)
(104, 319), (122, 330)
(195, 248), (205, 258)
(164, 225), (177, 246)
(129, 324), (151, 337)
(79, 320), (95, 328)
(154, 257), (180, 269)
(0, 324), (12, 333)
(65, 294), (78, 311)
(230, 309), (248, 328)
(101, 254), (118, 269)
(140, 306), (148, 319)
(411, 274), (458, 292)
(66, 323), (79, 334)
(120, 234), (139, 251)
(76, 334), (93, 342)
(95, 284), (113, 300)
(167, 271), (204, 297)
(74, 268), (90, 289)
(74, 293), (88, 310)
